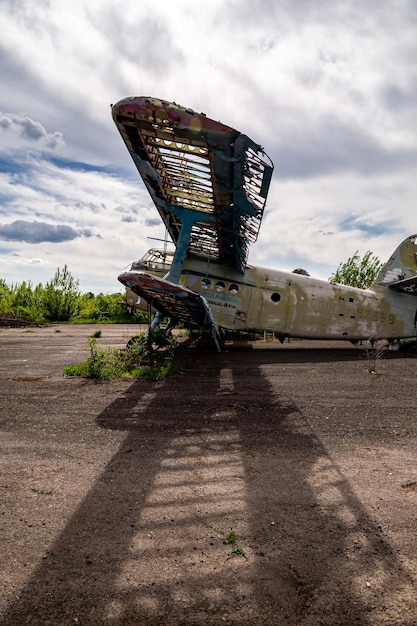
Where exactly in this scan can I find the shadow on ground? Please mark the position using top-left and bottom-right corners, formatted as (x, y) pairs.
(1, 344), (415, 625)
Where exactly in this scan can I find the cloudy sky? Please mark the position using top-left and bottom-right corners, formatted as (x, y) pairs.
(1, 0), (416, 293)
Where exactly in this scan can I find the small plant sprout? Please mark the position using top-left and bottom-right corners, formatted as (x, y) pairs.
(223, 529), (247, 558)
(223, 530), (236, 544)
(227, 544), (246, 558)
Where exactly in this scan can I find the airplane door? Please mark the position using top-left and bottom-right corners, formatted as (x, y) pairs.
(257, 280), (291, 334)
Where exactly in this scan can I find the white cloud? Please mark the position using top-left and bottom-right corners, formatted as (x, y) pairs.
(0, 255), (46, 266)
(0, 0), (416, 293)
(0, 112), (65, 153)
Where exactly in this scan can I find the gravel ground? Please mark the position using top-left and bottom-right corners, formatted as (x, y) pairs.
(1, 324), (417, 625)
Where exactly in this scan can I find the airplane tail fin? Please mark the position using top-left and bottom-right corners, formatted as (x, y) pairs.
(373, 234), (417, 293)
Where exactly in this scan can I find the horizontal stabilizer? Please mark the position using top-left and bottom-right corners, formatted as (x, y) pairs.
(388, 275), (417, 294)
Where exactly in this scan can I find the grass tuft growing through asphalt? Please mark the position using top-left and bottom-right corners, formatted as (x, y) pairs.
(63, 330), (186, 381)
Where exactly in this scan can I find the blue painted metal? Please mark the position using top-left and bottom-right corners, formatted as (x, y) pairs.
(112, 96), (274, 275)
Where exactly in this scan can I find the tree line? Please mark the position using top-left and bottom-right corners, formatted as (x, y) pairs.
(0, 265), (148, 323)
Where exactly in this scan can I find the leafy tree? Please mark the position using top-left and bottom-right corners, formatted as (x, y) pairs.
(42, 265), (81, 321)
(329, 250), (383, 289)
(0, 279), (13, 314)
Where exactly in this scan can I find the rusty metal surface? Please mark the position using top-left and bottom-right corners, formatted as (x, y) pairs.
(112, 97), (273, 273)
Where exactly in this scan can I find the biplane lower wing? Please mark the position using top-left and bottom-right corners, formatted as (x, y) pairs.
(118, 270), (219, 336)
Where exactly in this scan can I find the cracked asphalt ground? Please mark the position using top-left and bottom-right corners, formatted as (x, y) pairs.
(1, 324), (417, 625)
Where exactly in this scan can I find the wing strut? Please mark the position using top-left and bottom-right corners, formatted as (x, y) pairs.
(147, 205), (220, 348)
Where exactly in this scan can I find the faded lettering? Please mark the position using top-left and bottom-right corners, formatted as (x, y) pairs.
(357, 307), (395, 324)
(310, 299), (337, 314)
(204, 291), (237, 310)
(310, 299), (396, 325)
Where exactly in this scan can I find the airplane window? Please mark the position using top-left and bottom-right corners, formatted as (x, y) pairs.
(271, 292), (281, 303)
(201, 278), (210, 289)
(215, 281), (225, 292)
(229, 284), (239, 294)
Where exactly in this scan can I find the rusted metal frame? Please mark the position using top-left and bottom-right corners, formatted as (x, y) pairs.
(188, 222), (220, 259)
(149, 138), (210, 158)
(153, 144), (210, 165)
(142, 290), (202, 326)
(140, 124), (209, 149)
(119, 105), (270, 273)
(155, 153), (211, 183)
(158, 159), (212, 185)
(147, 142), (211, 172)
(153, 154), (212, 179)
(145, 142), (215, 213)
(160, 174), (214, 199)
(165, 189), (213, 207)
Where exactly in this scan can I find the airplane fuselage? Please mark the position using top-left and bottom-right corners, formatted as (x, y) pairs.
(178, 258), (417, 341)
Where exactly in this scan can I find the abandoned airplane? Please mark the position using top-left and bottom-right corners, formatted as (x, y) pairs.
(112, 96), (417, 347)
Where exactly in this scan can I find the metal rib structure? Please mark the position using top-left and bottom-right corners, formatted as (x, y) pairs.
(112, 96), (273, 273)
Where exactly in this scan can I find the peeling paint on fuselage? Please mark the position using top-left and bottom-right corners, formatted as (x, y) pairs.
(180, 258), (416, 340)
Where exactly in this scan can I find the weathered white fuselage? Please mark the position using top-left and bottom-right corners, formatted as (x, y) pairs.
(179, 258), (416, 341)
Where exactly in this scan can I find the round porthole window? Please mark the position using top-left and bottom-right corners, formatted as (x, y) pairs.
(271, 292), (281, 303)
(229, 284), (239, 294)
(201, 278), (210, 289)
(215, 281), (225, 292)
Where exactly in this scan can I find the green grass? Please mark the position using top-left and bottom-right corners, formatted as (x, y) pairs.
(223, 530), (236, 544)
(223, 529), (246, 558)
(227, 545), (246, 557)
(63, 331), (186, 381)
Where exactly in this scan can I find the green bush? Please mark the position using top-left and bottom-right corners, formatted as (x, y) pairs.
(63, 331), (184, 381)
(0, 267), (149, 324)
(396, 339), (417, 354)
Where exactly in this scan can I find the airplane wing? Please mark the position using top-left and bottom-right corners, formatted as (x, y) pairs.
(118, 270), (219, 335)
(112, 96), (274, 273)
